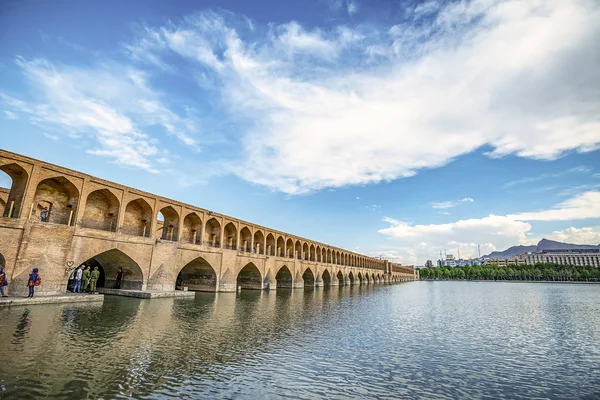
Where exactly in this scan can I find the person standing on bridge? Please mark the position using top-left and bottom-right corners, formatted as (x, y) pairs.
(114, 268), (124, 289)
(40, 207), (48, 222)
(90, 267), (100, 294)
(0, 266), (8, 297)
(74, 265), (83, 293)
(26, 268), (41, 298)
(81, 266), (91, 293)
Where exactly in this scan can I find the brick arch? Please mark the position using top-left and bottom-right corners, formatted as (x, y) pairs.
(81, 189), (120, 231)
(157, 205), (179, 241)
(176, 255), (217, 292)
(302, 266), (315, 287)
(34, 176), (80, 225)
(182, 212), (202, 245)
(275, 265), (293, 288)
(266, 233), (276, 256)
(237, 262), (262, 290)
(0, 162), (29, 218)
(122, 198), (153, 237)
(74, 248), (145, 291)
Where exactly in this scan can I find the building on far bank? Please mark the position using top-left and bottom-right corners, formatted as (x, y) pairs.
(525, 249), (600, 267)
(483, 257), (527, 267)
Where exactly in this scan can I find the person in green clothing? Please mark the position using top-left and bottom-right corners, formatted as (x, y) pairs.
(81, 266), (91, 293)
(90, 266), (100, 294)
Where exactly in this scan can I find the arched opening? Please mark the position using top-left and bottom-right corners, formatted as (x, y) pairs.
(204, 217), (221, 247)
(327, 249), (332, 263)
(240, 226), (252, 252)
(276, 236), (284, 257)
(322, 269), (331, 286)
(303, 243), (309, 261)
(266, 233), (276, 256)
(302, 268), (315, 287)
(122, 198), (152, 237)
(176, 256), (216, 291)
(223, 222), (237, 250)
(0, 253), (5, 268)
(157, 206), (179, 241)
(315, 246), (321, 262)
(237, 263), (262, 290)
(75, 249), (144, 291)
(286, 238), (294, 258)
(253, 230), (264, 254)
(275, 265), (293, 288)
(182, 213), (202, 245)
(377, 274), (382, 284)
(34, 176), (79, 225)
(358, 272), (363, 284)
(295, 241), (302, 260)
(372, 273), (376, 284)
(349, 271), (355, 285)
(0, 163), (28, 218)
(337, 271), (344, 285)
(336, 251), (341, 265)
(81, 189), (119, 231)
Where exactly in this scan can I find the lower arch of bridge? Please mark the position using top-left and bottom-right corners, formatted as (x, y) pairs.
(302, 268), (315, 287)
(357, 272), (363, 284)
(237, 263), (262, 290)
(336, 271), (344, 285)
(348, 271), (355, 284)
(275, 265), (293, 288)
(321, 269), (331, 286)
(176, 257), (217, 292)
(75, 249), (144, 291)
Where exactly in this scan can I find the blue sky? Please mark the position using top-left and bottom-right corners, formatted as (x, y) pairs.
(1, 0), (599, 265)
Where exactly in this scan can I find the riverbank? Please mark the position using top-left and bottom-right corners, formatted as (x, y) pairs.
(98, 288), (197, 299)
(420, 279), (600, 284)
(0, 293), (104, 307)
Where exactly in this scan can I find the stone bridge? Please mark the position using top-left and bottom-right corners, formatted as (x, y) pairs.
(0, 149), (416, 296)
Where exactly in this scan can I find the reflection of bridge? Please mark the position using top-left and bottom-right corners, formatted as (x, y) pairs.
(0, 149), (416, 296)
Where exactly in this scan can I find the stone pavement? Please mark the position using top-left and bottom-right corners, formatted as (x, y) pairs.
(0, 293), (104, 307)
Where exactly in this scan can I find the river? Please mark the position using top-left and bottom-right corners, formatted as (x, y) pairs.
(1, 282), (599, 399)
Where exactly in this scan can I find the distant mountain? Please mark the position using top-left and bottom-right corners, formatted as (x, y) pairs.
(484, 238), (599, 259)
(485, 245), (537, 259)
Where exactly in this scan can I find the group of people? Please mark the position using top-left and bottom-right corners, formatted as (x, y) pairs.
(0, 265), (125, 298)
(69, 265), (101, 294)
(0, 267), (42, 298)
(68, 265), (125, 293)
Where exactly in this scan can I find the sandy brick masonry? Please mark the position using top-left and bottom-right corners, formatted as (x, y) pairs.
(0, 149), (416, 296)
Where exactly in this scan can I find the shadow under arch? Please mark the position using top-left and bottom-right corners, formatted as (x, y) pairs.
(237, 263), (262, 290)
(275, 265), (293, 288)
(176, 256), (217, 292)
(303, 267), (315, 288)
(75, 249), (144, 291)
(336, 271), (344, 285)
(322, 269), (331, 286)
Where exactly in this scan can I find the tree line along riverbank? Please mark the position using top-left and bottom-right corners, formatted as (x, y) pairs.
(419, 263), (600, 282)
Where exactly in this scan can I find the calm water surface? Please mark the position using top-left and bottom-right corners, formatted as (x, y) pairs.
(1, 282), (599, 399)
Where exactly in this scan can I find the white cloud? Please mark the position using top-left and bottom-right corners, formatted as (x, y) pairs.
(123, 0), (600, 194)
(347, 0), (359, 16)
(508, 191), (600, 221)
(1, 58), (200, 172)
(431, 197), (474, 209)
(539, 226), (600, 245)
(2, 110), (17, 120)
(380, 190), (600, 263)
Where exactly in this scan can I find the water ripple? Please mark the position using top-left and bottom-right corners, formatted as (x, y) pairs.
(1, 283), (599, 399)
